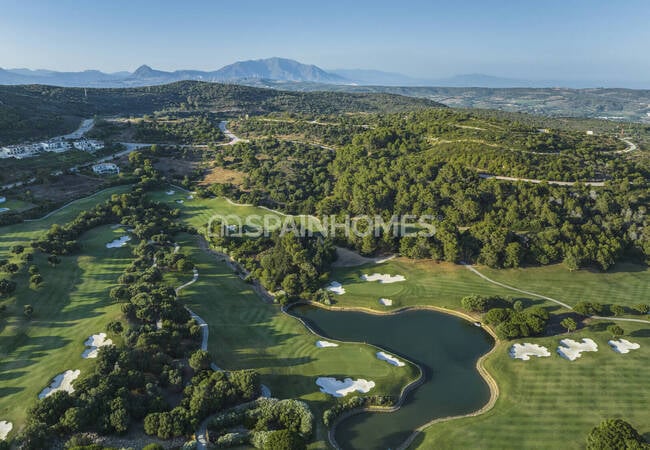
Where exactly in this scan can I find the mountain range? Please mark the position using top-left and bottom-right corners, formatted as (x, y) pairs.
(3, 57), (645, 89)
(0, 58), (349, 88)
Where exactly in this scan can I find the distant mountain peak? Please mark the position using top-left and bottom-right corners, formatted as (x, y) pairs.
(215, 57), (349, 84)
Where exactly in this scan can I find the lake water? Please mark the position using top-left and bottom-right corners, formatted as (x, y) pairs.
(290, 306), (494, 450)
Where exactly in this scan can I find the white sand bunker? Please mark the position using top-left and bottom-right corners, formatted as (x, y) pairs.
(0, 208), (9, 213)
(316, 377), (375, 397)
(509, 343), (551, 361)
(39, 369), (80, 399)
(166, 190), (175, 195)
(376, 351), (405, 367)
(608, 339), (640, 354)
(379, 298), (393, 306)
(0, 421), (12, 441)
(326, 281), (346, 295)
(82, 333), (113, 358)
(557, 338), (598, 361)
(316, 340), (339, 348)
(361, 273), (406, 284)
(106, 235), (131, 248)
(176, 199), (184, 204)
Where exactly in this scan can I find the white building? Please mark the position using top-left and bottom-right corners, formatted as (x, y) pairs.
(74, 139), (104, 152)
(92, 163), (119, 175)
(0, 144), (42, 159)
(41, 141), (72, 153)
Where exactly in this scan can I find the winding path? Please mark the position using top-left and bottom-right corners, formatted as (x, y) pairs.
(462, 263), (650, 324)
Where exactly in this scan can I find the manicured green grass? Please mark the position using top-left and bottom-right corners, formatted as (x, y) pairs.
(167, 233), (419, 446)
(478, 263), (650, 309)
(0, 185), (132, 259)
(0, 225), (132, 435)
(330, 259), (515, 312)
(0, 199), (36, 214)
(414, 321), (650, 449)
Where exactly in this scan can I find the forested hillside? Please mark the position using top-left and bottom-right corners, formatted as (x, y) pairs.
(206, 109), (650, 271)
(0, 82), (443, 145)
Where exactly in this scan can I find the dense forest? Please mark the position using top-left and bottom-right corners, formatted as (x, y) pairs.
(203, 109), (650, 271)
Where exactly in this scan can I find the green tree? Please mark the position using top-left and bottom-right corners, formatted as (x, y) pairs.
(586, 418), (649, 450)
(0, 279), (16, 297)
(24, 304), (34, 319)
(189, 349), (211, 372)
(30, 273), (44, 286)
(264, 429), (306, 450)
(560, 317), (577, 333)
(608, 325), (625, 338)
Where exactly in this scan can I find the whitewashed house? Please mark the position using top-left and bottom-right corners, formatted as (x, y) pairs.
(74, 139), (104, 152)
(92, 163), (119, 175)
(0, 144), (42, 159)
(41, 141), (72, 153)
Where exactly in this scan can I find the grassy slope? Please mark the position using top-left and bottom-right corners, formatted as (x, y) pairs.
(0, 225), (131, 430)
(167, 233), (419, 447)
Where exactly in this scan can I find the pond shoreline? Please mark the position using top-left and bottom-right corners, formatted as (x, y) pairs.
(284, 301), (500, 450)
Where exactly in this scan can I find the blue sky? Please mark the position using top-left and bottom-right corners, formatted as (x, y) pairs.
(1, 0), (649, 81)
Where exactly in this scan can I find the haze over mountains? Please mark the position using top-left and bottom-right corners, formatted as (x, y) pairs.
(1, 57), (647, 89)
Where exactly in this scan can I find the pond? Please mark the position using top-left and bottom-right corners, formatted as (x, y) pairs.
(289, 305), (495, 450)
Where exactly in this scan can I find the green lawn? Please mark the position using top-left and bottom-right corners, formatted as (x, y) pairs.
(0, 199), (36, 214)
(167, 233), (419, 447)
(414, 321), (650, 449)
(329, 258), (515, 312)
(0, 225), (132, 433)
(478, 263), (650, 309)
(0, 185), (132, 259)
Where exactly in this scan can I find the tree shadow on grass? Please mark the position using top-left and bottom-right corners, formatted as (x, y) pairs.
(0, 387), (23, 397)
(630, 328), (650, 338)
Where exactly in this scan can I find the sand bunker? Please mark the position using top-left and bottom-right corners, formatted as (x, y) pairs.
(176, 199), (184, 204)
(106, 235), (131, 248)
(379, 298), (393, 306)
(361, 273), (406, 283)
(38, 370), (80, 399)
(509, 343), (551, 361)
(316, 340), (339, 348)
(316, 377), (375, 397)
(0, 208), (10, 213)
(82, 333), (113, 359)
(376, 351), (405, 367)
(608, 339), (641, 354)
(187, 195), (194, 200)
(166, 190), (175, 195)
(0, 421), (12, 441)
(326, 281), (346, 295)
(557, 338), (598, 361)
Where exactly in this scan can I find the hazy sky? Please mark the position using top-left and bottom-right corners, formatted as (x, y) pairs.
(1, 0), (649, 81)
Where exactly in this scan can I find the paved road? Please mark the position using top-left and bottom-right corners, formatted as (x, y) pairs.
(219, 121), (246, 145)
(479, 173), (606, 187)
(617, 137), (638, 154)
